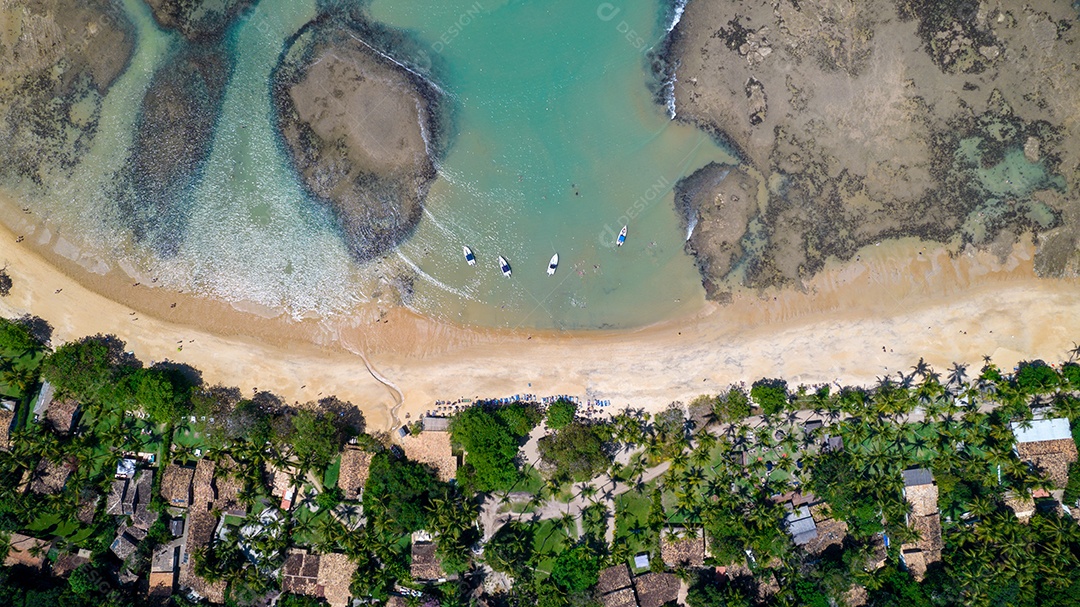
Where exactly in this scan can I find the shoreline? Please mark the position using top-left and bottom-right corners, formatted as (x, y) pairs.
(1, 185), (1078, 430)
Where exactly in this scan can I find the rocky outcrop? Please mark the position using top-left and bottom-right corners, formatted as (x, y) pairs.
(141, 0), (251, 42)
(272, 17), (441, 261)
(0, 0), (135, 186)
(117, 45), (234, 257)
(676, 164), (759, 299)
(665, 0), (1077, 294)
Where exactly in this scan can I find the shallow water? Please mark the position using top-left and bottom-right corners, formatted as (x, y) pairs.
(3, 0), (736, 329)
(363, 0), (734, 329)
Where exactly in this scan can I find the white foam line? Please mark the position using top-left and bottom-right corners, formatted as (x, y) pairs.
(394, 249), (478, 301)
(345, 32), (452, 99)
(667, 0), (688, 32)
(422, 206), (470, 241)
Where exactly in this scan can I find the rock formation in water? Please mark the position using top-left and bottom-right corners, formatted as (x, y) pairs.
(142, 0), (252, 42)
(675, 164), (758, 301)
(117, 0), (249, 257)
(118, 45), (234, 257)
(271, 16), (441, 261)
(0, 0), (135, 187)
(667, 0), (1080, 293)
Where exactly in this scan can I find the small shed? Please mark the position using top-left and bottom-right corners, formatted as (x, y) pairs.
(633, 552), (650, 570)
(786, 506), (818, 546)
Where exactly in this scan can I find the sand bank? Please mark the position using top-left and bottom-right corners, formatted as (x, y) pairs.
(0, 192), (1077, 430)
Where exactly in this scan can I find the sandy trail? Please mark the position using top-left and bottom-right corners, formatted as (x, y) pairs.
(0, 199), (1077, 432)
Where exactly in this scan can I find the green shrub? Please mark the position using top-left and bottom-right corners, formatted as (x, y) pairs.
(750, 378), (788, 415)
(546, 399), (577, 430)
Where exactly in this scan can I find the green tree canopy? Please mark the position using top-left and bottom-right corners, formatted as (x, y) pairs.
(0, 317), (40, 356)
(713, 386), (752, 424)
(495, 402), (542, 436)
(1014, 360), (1059, 394)
(278, 594), (329, 607)
(550, 543), (600, 594)
(451, 406), (527, 493)
(485, 521), (535, 578)
(363, 452), (443, 535)
(687, 570), (753, 607)
(1061, 362), (1080, 390)
(546, 399), (577, 430)
(805, 449), (886, 540)
(537, 421), (610, 483)
(291, 408), (353, 472)
(750, 378), (788, 415)
(124, 367), (191, 424)
(40, 335), (120, 403)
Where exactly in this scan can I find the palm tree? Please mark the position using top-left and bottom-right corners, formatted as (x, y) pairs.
(947, 362), (969, 392)
(911, 358), (930, 379)
(558, 511), (577, 539)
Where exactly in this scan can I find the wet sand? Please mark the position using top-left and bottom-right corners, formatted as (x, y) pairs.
(2, 186), (1078, 430)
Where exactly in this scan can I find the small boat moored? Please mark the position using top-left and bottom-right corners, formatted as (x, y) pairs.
(547, 253), (559, 276)
(463, 245), (476, 266)
(498, 255), (512, 277)
(616, 225), (627, 247)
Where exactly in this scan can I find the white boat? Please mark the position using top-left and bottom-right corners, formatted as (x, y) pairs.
(498, 255), (512, 277)
(617, 225), (627, 246)
(547, 253), (559, 275)
(463, 245), (476, 266)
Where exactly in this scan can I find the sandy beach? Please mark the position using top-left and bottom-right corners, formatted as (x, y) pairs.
(1, 188), (1078, 432)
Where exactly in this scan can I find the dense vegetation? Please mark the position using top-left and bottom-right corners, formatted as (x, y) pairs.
(450, 403), (539, 493)
(4, 313), (1080, 607)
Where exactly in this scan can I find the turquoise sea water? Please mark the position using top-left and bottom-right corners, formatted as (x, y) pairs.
(7, 0), (736, 329)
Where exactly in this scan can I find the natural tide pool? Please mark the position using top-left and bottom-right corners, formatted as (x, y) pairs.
(1, 0), (736, 330)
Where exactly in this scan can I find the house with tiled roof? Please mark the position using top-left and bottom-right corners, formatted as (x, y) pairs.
(660, 527), (706, 568)
(148, 571), (175, 603)
(338, 447), (372, 501)
(632, 572), (680, 607)
(801, 504), (849, 555)
(280, 550), (356, 607)
(4, 533), (50, 569)
(601, 588), (639, 607)
(43, 397), (80, 434)
(597, 563), (632, 594)
(132, 470), (158, 530)
(899, 468), (942, 580)
(161, 464), (194, 508)
(179, 562), (226, 604)
(29, 458), (71, 495)
(1011, 418), (1079, 491)
(110, 533), (138, 561)
(317, 553), (356, 607)
(596, 563), (637, 607)
(866, 534), (888, 571)
(402, 432), (458, 483)
(52, 551), (90, 577)
(76, 494), (98, 525)
(282, 550), (322, 596)
(106, 479), (128, 516)
(212, 457), (247, 517)
(269, 462), (298, 510)
(0, 408), (15, 451)
(177, 458), (227, 604)
(411, 541), (447, 582)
